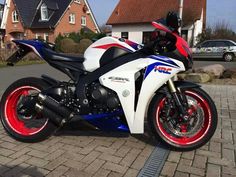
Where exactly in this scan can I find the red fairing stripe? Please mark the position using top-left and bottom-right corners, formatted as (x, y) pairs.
(174, 34), (189, 57)
(152, 22), (172, 33)
(93, 43), (128, 50)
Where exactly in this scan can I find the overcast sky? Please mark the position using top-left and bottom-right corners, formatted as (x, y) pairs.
(1, 0), (236, 31)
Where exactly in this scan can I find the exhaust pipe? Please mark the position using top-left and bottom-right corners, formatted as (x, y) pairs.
(36, 94), (74, 126)
(38, 93), (72, 118)
(35, 103), (66, 126)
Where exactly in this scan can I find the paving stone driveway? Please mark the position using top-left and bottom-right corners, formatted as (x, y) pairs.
(160, 85), (236, 177)
(0, 84), (235, 177)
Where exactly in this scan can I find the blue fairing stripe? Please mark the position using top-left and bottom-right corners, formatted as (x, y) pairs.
(82, 111), (129, 132)
(149, 55), (179, 67)
(144, 55), (180, 79)
(14, 40), (45, 58)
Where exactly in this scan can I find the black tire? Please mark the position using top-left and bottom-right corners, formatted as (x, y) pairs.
(0, 77), (57, 143)
(148, 87), (217, 151)
(223, 53), (234, 62)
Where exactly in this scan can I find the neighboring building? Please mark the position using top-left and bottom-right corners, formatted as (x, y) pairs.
(107, 0), (206, 46)
(0, 0), (100, 43)
(0, 3), (5, 48)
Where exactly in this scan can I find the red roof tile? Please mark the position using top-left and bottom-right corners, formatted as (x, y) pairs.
(107, 0), (206, 27)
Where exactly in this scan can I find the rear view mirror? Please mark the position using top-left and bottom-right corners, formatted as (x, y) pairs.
(166, 12), (181, 31)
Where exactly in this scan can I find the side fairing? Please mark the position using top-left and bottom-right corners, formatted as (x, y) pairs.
(83, 37), (137, 72)
(99, 55), (185, 133)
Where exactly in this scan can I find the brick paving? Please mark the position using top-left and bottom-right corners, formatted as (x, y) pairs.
(0, 84), (235, 177)
(160, 85), (236, 177)
(0, 121), (155, 176)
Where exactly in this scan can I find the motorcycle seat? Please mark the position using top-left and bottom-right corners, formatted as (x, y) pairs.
(41, 48), (85, 63)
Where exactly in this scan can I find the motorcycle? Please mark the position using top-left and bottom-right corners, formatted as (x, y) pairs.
(0, 12), (217, 150)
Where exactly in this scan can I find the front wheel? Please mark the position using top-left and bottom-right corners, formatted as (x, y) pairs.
(223, 53), (234, 62)
(148, 87), (217, 150)
(0, 77), (57, 142)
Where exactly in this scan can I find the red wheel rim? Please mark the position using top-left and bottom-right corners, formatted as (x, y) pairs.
(4, 86), (48, 136)
(156, 91), (212, 146)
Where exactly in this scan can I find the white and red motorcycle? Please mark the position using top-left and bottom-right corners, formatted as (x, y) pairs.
(0, 13), (217, 150)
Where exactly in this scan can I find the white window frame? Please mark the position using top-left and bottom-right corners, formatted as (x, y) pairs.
(35, 33), (40, 39)
(44, 33), (49, 41)
(74, 0), (81, 4)
(69, 13), (75, 24)
(41, 3), (49, 21)
(81, 16), (86, 26)
(12, 10), (19, 23)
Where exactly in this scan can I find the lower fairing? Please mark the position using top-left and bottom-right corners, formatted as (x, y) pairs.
(99, 55), (185, 134)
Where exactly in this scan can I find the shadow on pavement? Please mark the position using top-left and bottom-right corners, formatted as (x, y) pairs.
(55, 120), (161, 147)
(0, 166), (44, 177)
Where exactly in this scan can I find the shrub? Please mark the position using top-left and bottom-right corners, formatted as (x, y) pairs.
(54, 29), (106, 53)
(77, 39), (93, 54)
(55, 33), (65, 52)
(60, 38), (79, 53)
(68, 32), (81, 43)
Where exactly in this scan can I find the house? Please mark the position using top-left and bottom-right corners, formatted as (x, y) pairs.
(107, 0), (206, 46)
(0, 0), (100, 44)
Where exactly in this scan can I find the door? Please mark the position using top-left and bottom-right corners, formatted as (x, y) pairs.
(211, 41), (229, 58)
(194, 41), (210, 58)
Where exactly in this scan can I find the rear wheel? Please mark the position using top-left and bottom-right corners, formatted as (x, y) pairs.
(148, 87), (217, 150)
(0, 78), (57, 142)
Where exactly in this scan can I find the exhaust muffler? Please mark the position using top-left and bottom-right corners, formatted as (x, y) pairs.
(35, 94), (74, 126)
(38, 93), (72, 118)
(35, 103), (66, 126)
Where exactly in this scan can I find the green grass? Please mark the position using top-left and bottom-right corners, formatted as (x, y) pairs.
(0, 60), (46, 68)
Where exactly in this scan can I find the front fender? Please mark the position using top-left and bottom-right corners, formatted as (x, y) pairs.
(174, 81), (201, 89)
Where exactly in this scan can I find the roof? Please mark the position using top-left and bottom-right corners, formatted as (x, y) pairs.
(107, 0), (206, 26)
(13, 0), (41, 27)
(30, 0), (72, 29)
(13, 0), (71, 28)
(12, 0), (100, 31)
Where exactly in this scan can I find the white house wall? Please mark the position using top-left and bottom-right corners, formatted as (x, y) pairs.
(193, 9), (204, 45)
(111, 24), (155, 44)
(0, 0), (10, 29)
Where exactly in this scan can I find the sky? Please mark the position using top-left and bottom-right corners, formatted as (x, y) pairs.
(1, 0), (236, 31)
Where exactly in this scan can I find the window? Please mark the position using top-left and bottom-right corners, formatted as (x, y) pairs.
(142, 32), (153, 44)
(224, 41), (236, 46)
(41, 3), (48, 21)
(200, 42), (210, 48)
(74, 0), (81, 4)
(44, 33), (49, 41)
(81, 16), (86, 26)
(121, 32), (128, 39)
(35, 33), (42, 40)
(12, 10), (19, 23)
(69, 13), (75, 24)
(214, 41), (227, 47)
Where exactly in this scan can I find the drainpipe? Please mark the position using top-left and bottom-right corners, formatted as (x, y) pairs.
(179, 0), (184, 35)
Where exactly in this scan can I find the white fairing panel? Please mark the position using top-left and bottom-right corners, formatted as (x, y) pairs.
(83, 37), (136, 72)
(100, 56), (185, 133)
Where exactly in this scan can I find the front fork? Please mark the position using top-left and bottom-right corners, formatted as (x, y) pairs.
(167, 79), (188, 120)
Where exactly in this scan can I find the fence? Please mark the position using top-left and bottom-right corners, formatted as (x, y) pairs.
(0, 48), (16, 61)
(0, 48), (40, 62)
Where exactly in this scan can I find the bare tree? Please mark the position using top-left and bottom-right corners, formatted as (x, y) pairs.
(196, 20), (236, 44)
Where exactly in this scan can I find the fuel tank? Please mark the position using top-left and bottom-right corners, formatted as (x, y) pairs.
(83, 37), (140, 72)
